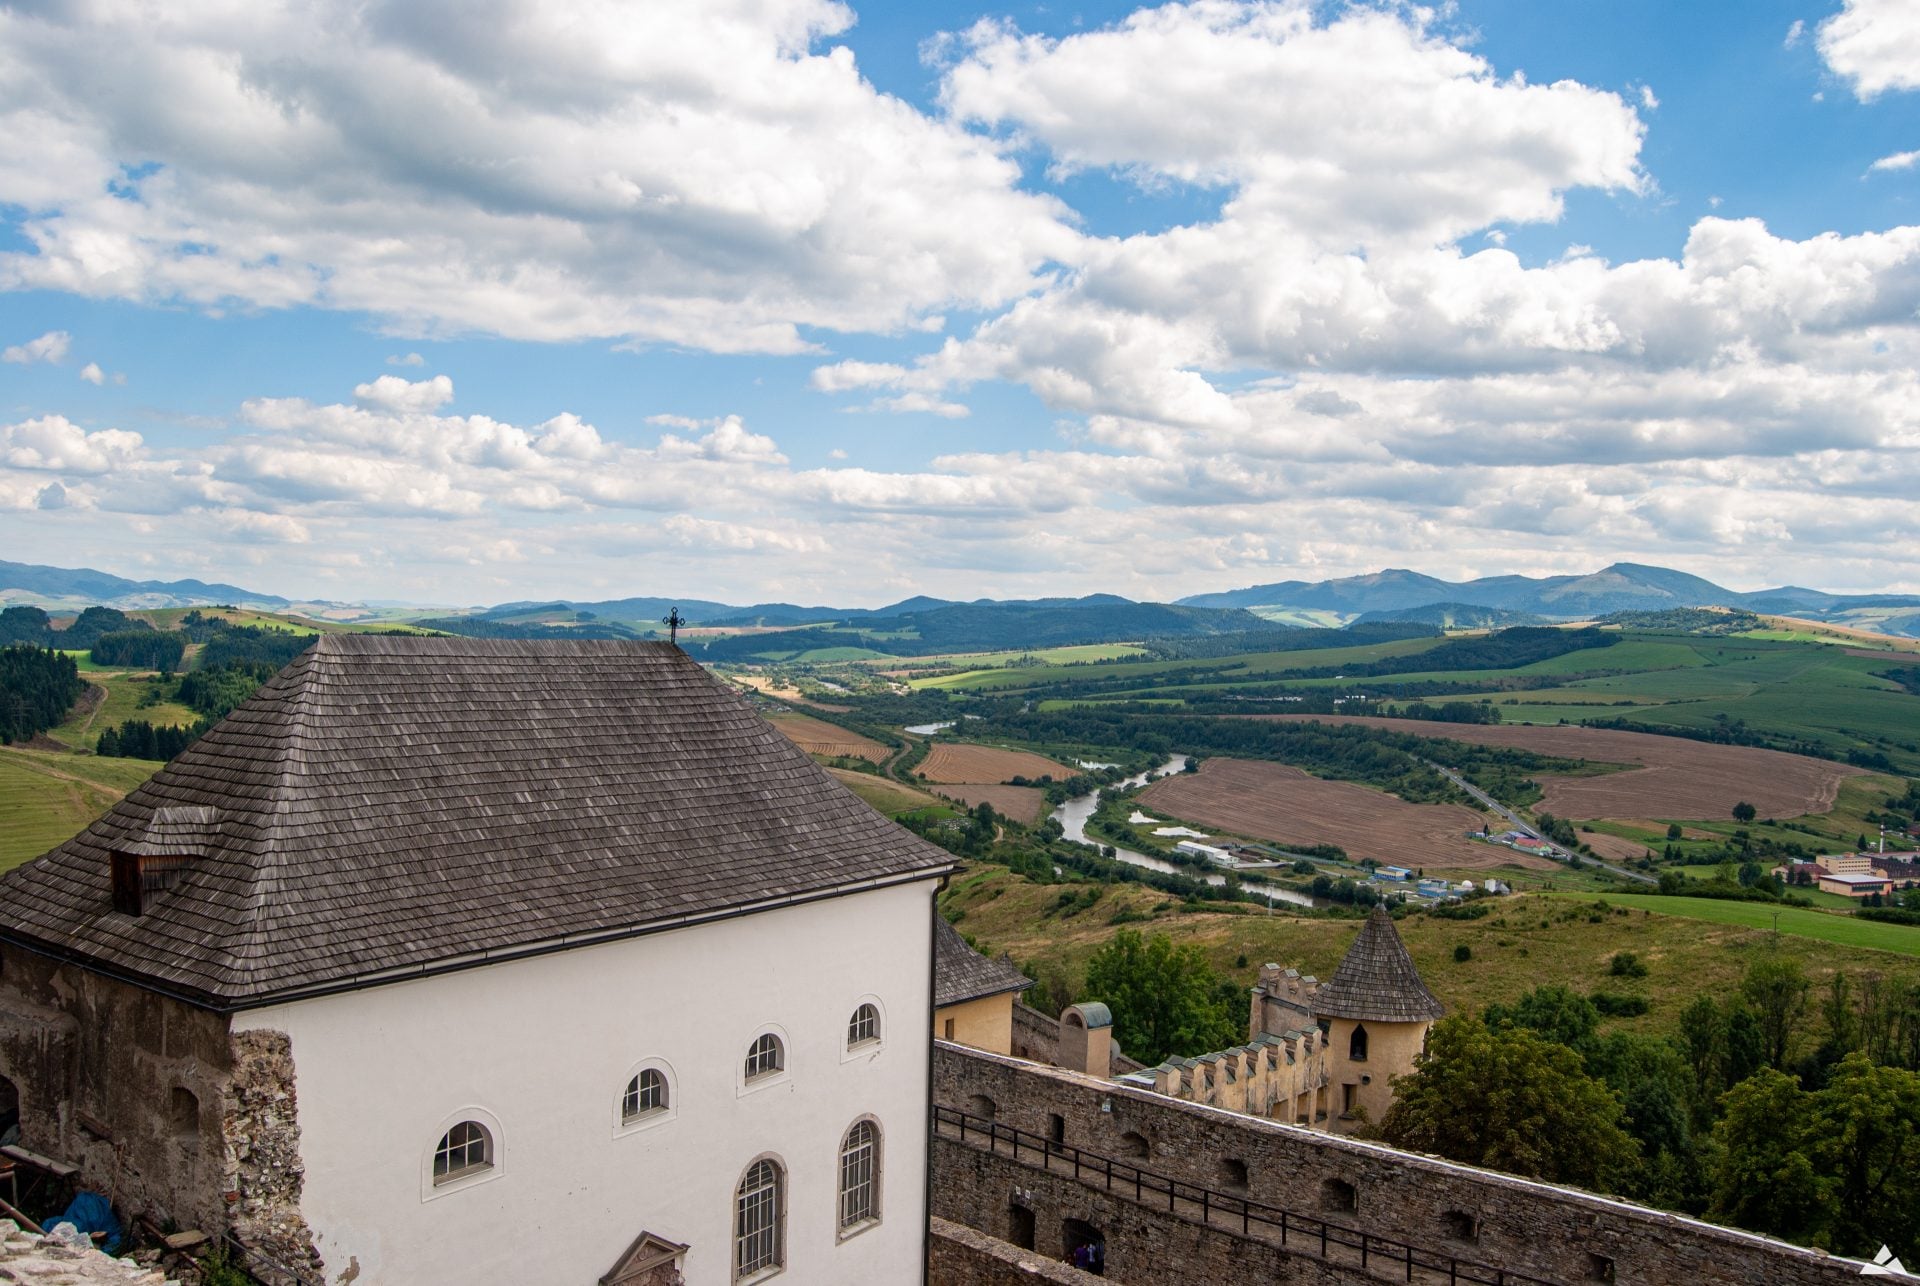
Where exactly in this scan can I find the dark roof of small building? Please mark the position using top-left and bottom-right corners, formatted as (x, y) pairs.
(0, 637), (956, 1009)
(1312, 904), (1445, 1023)
(933, 915), (1033, 1008)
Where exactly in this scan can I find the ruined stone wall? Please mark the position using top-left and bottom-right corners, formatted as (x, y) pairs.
(0, 944), (230, 1235)
(221, 1031), (322, 1285)
(928, 1216), (1102, 1285)
(934, 1042), (1878, 1286)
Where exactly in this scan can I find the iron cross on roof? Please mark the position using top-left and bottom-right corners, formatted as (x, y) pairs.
(663, 607), (685, 645)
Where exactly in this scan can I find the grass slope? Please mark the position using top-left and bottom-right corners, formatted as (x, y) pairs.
(0, 747), (161, 871)
(942, 871), (1920, 1047)
(50, 672), (200, 750)
(1546, 892), (1920, 956)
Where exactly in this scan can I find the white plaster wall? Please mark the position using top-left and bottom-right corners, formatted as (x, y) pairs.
(235, 878), (940, 1286)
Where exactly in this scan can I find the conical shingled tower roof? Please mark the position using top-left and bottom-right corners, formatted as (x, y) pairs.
(1312, 904), (1445, 1023)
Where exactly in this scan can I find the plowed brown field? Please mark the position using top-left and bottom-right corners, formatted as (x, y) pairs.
(1256, 715), (1863, 821)
(1140, 759), (1551, 870)
(766, 712), (889, 762)
(919, 743), (1073, 784)
(923, 783), (1049, 824)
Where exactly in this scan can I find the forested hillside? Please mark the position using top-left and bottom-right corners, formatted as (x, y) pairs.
(0, 647), (84, 744)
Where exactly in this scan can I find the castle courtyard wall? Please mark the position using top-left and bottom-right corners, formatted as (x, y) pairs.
(933, 1042), (1878, 1286)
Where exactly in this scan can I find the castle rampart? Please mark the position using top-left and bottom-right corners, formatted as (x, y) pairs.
(932, 1041), (1887, 1285)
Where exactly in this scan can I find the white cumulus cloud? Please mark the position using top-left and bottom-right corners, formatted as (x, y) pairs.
(0, 0), (1076, 354)
(2, 330), (71, 365)
(1819, 0), (1920, 99)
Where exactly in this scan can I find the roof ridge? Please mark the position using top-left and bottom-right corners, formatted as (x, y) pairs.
(211, 640), (325, 990)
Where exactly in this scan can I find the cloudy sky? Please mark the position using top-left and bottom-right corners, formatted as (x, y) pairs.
(2, 0), (1918, 607)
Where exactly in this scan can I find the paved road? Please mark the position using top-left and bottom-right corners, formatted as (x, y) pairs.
(1427, 760), (1658, 886)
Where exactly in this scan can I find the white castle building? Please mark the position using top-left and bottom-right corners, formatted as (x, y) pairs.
(0, 637), (956, 1285)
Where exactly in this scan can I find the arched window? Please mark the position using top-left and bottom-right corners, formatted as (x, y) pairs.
(433, 1121), (492, 1185)
(838, 1120), (881, 1231)
(745, 1034), (784, 1081)
(1349, 1024), (1369, 1062)
(847, 1003), (880, 1048)
(624, 1069), (668, 1121)
(734, 1158), (784, 1279)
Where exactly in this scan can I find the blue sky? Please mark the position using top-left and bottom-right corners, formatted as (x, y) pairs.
(1, 0), (1917, 607)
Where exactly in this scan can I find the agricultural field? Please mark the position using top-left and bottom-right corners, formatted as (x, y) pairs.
(940, 871), (1920, 1042)
(0, 747), (162, 872)
(908, 635), (1448, 693)
(1258, 715), (1863, 821)
(765, 711), (889, 761)
(824, 767), (951, 818)
(918, 742), (1073, 784)
(1138, 758), (1547, 869)
(921, 782), (1049, 824)
(876, 642), (1147, 673)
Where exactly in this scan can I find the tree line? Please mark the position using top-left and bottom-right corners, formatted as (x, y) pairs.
(1378, 943), (1920, 1264)
(0, 646), (84, 744)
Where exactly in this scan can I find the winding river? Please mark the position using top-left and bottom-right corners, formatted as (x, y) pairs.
(1049, 756), (1316, 908)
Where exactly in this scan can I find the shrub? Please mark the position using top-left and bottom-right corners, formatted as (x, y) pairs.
(1453, 944), (1473, 963)
(1608, 951), (1648, 978)
(1589, 992), (1649, 1017)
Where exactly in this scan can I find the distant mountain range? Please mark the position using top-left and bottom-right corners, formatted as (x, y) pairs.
(1177, 562), (1920, 632)
(5, 557), (1920, 641)
(0, 559), (291, 610)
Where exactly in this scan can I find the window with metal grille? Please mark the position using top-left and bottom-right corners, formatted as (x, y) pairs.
(745, 1034), (783, 1080)
(433, 1121), (491, 1184)
(847, 1003), (880, 1048)
(735, 1158), (783, 1278)
(624, 1069), (668, 1120)
(838, 1120), (879, 1230)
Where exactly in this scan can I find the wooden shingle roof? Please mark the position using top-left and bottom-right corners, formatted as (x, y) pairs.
(0, 637), (956, 1009)
(1312, 904), (1445, 1023)
(932, 915), (1033, 1008)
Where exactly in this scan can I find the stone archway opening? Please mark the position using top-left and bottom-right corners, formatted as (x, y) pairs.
(1062, 1218), (1106, 1276)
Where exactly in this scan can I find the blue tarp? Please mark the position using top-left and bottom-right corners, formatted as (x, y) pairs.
(48, 1190), (121, 1255)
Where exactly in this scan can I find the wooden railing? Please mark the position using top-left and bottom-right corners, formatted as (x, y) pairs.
(932, 1105), (1556, 1286)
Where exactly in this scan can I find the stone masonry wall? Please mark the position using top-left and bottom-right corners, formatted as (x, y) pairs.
(931, 1139), (1367, 1285)
(0, 945), (231, 1235)
(934, 1042), (1884, 1286)
(928, 1216), (1102, 1286)
(221, 1031), (323, 1286)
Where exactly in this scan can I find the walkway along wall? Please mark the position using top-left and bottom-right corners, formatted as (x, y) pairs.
(931, 1042), (1890, 1286)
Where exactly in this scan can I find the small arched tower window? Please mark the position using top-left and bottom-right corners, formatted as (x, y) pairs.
(735, 1157), (785, 1279)
(1349, 1023), (1369, 1062)
(745, 1033), (784, 1080)
(838, 1119), (881, 1230)
(847, 1003), (880, 1048)
(433, 1121), (492, 1184)
(169, 1086), (199, 1139)
(624, 1069), (668, 1120)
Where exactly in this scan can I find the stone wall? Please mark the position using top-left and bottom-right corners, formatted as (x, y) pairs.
(928, 1216), (1102, 1285)
(220, 1031), (322, 1285)
(0, 944), (231, 1235)
(934, 1042), (1882, 1286)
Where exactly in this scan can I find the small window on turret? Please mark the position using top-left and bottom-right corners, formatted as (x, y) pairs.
(1350, 1024), (1369, 1061)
